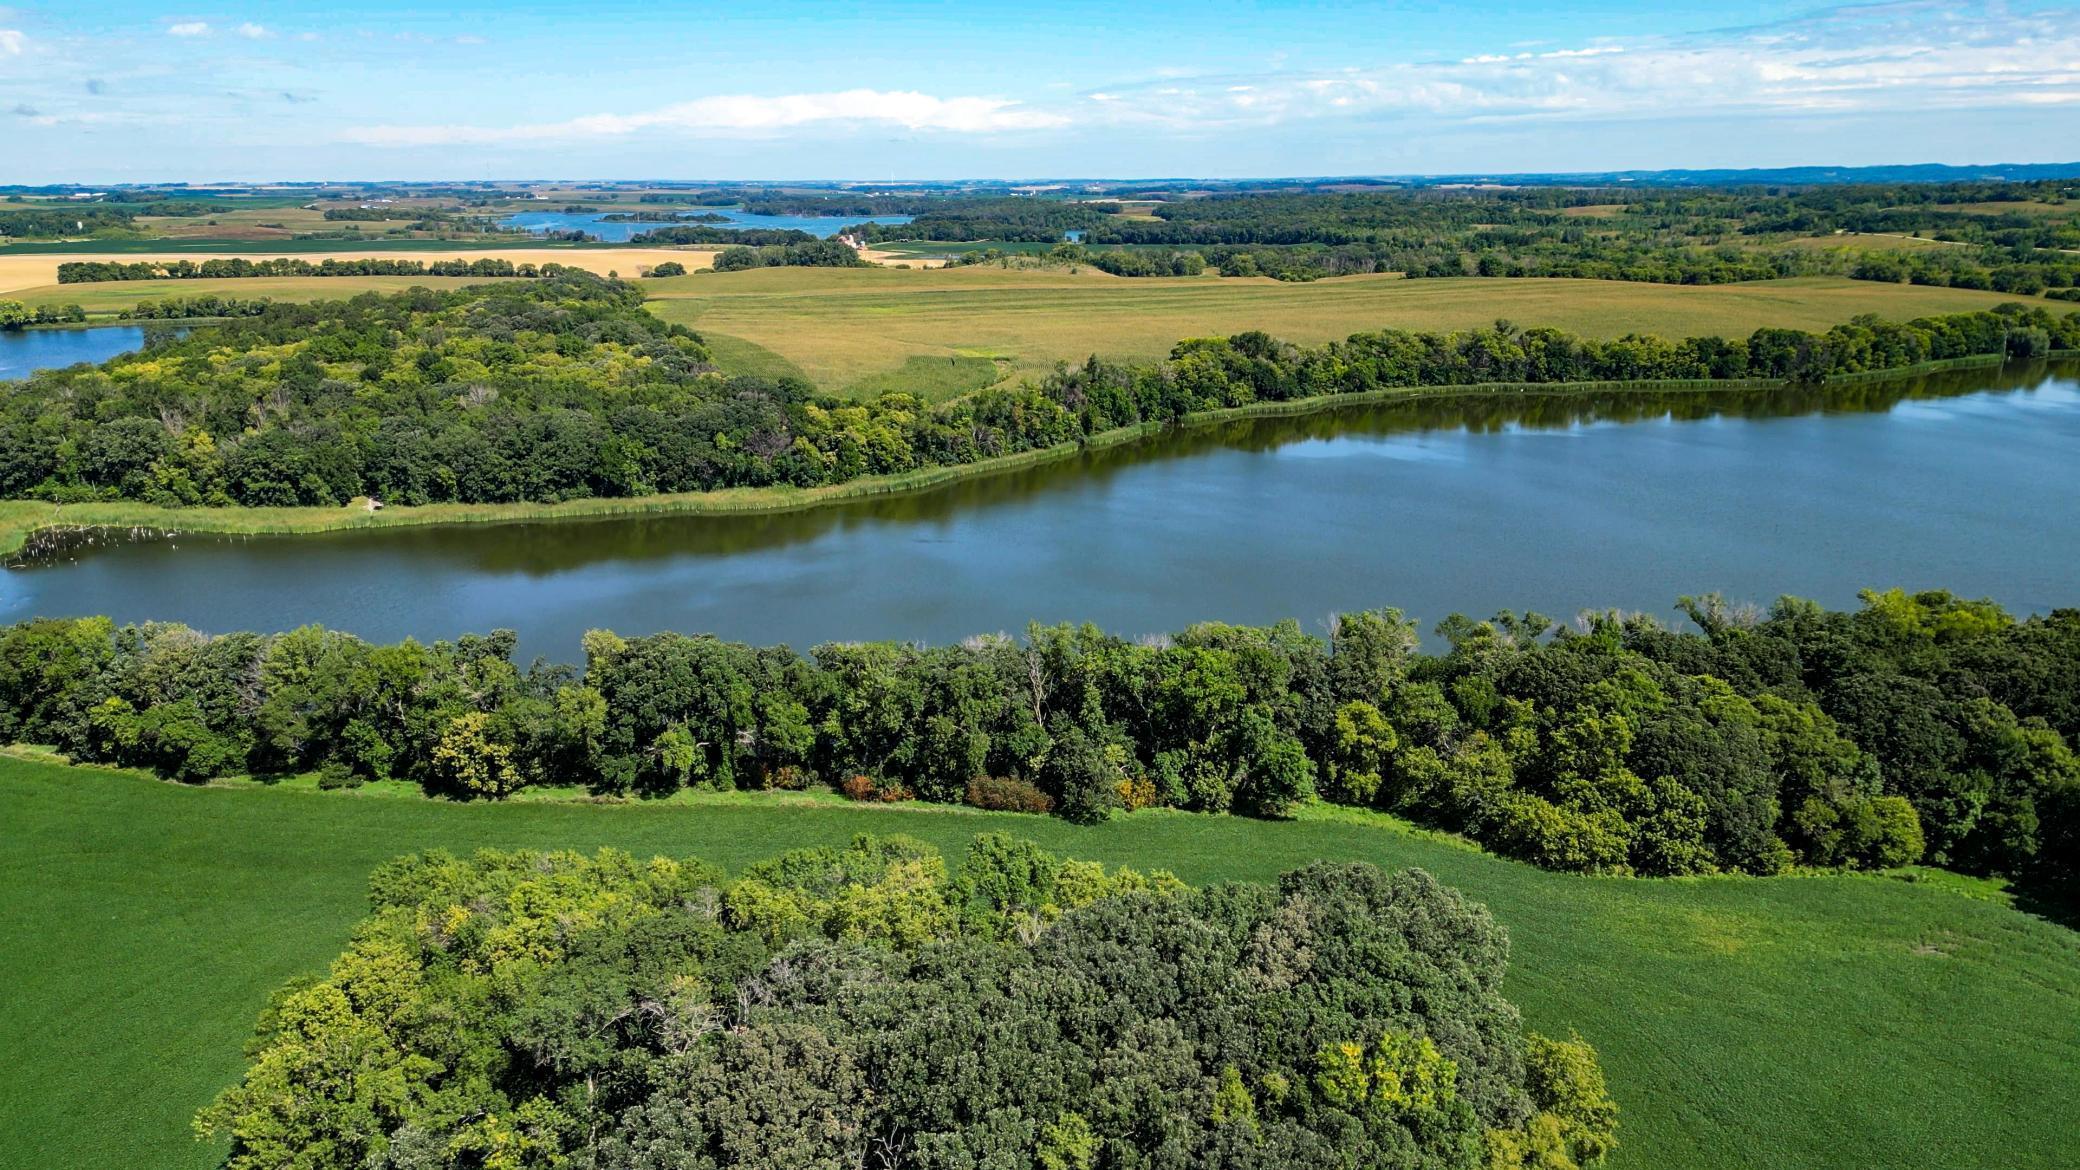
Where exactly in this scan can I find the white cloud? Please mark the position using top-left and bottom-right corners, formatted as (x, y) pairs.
(1085, 1), (2080, 130)
(0, 28), (24, 55)
(235, 22), (270, 39)
(167, 21), (210, 37)
(344, 88), (1067, 146)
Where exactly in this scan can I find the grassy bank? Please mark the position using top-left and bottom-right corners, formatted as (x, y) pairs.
(0, 350), (2043, 559)
(1, 753), (2074, 1170)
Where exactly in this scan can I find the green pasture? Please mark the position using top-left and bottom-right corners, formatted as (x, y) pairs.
(644, 267), (2036, 394)
(1, 755), (2074, 1170)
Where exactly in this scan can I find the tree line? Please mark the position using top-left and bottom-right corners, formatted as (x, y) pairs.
(0, 206), (139, 238)
(197, 835), (1616, 1170)
(55, 257), (591, 283)
(5, 588), (2074, 887)
(0, 301), (88, 330)
(832, 182), (2080, 285)
(1, 272), (2069, 509)
(710, 239), (868, 271)
(1849, 249), (2080, 296)
(628, 225), (820, 246)
(115, 294), (275, 320)
(321, 207), (463, 223)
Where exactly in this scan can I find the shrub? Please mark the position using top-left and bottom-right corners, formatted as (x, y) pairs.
(966, 774), (1056, 814)
(316, 761), (362, 791)
(841, 773), (911, 803)
(1115, 773), (1158, 811)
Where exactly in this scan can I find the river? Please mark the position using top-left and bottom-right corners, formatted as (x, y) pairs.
(3, 361), (2075, 656)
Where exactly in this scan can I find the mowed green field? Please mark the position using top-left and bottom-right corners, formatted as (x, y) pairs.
(644, 267), (2040, 396)
(3, 756), (2075, 1170)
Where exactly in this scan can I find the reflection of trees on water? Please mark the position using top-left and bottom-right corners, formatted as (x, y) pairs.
(23, 359), (2075, 576)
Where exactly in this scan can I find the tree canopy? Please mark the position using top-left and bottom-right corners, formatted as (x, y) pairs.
(196, 834), (1617, 1170)
(1, 272), (2071, 509)
(5, 589), (2074, 887)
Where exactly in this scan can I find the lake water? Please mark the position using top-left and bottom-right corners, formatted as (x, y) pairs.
(0, 326), (156, 381)
(501, 208), (914, 243)
(4, 361), (2076, 658)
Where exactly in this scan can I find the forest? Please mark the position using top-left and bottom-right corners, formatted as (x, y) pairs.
(2, 272), (2072, 509)
(3, 588), (2073, 888)
(710, 239), (870, 271)
(845, 181), (2080, 286)
(193, 834), (1616, 1170)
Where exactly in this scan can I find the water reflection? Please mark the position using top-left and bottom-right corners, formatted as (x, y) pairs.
(214, 358), (2066, 576)
(5, 359), (2075, 655)
(0, 326), (158, 381)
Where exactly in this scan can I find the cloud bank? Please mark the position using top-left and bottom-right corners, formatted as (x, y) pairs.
(337, 0), (2080, 150)
(1083, 1), (2080, 129)
(342, 89), (1068, 146)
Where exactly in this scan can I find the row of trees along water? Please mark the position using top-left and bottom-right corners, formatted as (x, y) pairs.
(5, 589), (2074, 888)
(0, 300), (87, 329)
(2, 273), (2073, 508)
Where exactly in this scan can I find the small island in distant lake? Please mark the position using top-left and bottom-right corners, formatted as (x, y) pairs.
(599, 210), (735, 223)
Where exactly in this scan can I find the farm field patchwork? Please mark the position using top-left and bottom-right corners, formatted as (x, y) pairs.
(0, 247), (718, 298)
(0, 250), (720, 316)
(1, 756), (2074, 1170)
(644, 267), (2039, 394)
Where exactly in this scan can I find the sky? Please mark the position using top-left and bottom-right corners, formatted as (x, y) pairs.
(1, 0), (2077, 182)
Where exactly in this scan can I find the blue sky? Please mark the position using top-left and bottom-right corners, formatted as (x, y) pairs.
(2, 0), (2077, 181)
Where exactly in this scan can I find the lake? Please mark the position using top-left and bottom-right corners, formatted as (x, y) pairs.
(501, 208), (914, 243)
(0, 326), (157, 381)
(4, 361), (2075, 657)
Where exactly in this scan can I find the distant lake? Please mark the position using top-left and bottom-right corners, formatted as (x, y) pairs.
(501, 208), (914, 242)
(7, 360), (2076, 658)
(0, 326), (159, 381)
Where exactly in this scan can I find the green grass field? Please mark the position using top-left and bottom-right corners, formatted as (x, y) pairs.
(1780, 233), (1963, 252)
(2, 755), (2074, 1170)
(645, 267), (2040, 394)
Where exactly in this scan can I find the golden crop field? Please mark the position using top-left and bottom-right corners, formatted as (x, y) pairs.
(644, 266), (2042, 397)
(1, 248), (721, 309)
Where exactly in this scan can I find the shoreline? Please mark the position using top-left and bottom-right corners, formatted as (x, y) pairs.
(0, 349), (2059, 558)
